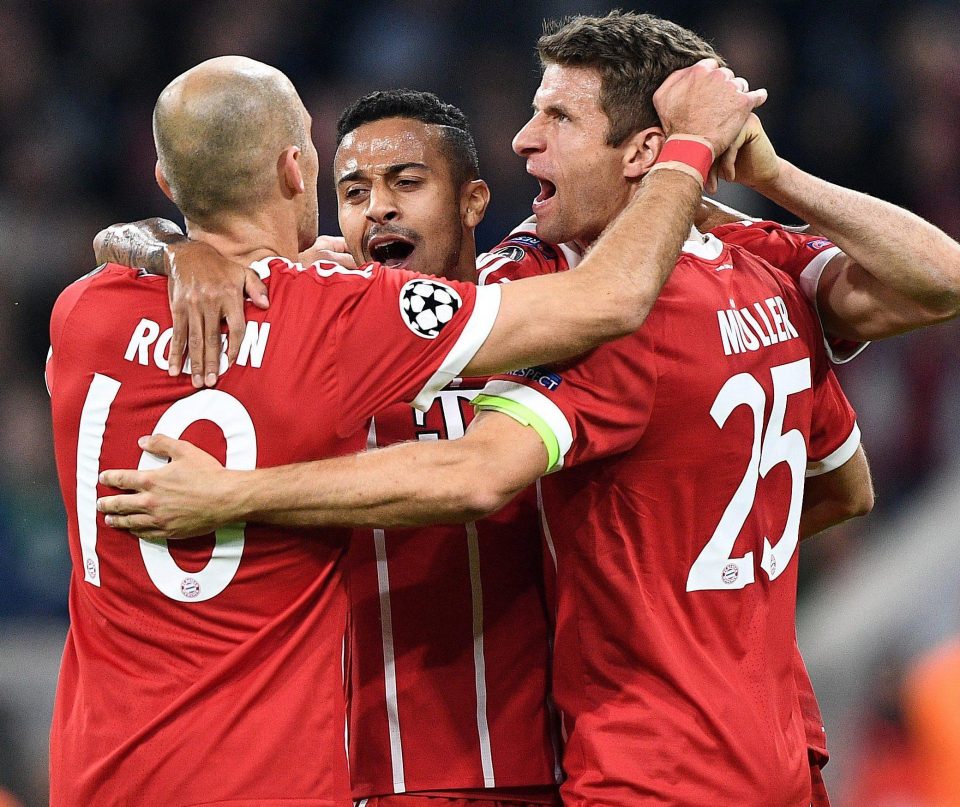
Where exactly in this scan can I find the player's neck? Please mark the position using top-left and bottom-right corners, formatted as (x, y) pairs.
(448, 234), (478, 282)
(184, 216), (300, 266)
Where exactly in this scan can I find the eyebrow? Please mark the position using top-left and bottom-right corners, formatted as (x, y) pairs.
(538, 102), (572, 119)
(337, 161), (432, 185)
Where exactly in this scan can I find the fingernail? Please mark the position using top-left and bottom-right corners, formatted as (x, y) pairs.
(205, 372), (218, 386)
(138, 436), (148, 448)
(96, 498), (103, 511)
(98, 472), (105, 484)
(168, 366), (178, 377)
(193, 374), (203, 388)
(104, 515), (113, 526)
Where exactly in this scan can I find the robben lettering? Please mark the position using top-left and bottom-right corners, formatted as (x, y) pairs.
(124, 318), (270, 373)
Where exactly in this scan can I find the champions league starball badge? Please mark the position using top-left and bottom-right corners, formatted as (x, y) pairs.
(399, 279), (462, 339)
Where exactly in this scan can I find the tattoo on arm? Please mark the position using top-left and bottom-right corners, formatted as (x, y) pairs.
(95, 218), (187, 276)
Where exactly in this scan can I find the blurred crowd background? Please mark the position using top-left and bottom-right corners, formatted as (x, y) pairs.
(2, 1), (959, 804)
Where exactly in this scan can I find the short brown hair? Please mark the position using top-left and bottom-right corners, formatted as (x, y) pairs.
(537, 10), (725, 146)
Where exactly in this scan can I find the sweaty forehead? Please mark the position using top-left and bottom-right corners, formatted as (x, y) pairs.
(334, 117), (446, 179)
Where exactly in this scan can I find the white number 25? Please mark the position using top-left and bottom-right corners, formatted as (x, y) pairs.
(686, 358), (810, 592)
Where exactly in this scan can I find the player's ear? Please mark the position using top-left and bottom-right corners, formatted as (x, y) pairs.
(155, 162), (175, 203)
(622, 126), (665, 180)
(461, 179), (490, 229)
(279, 146), (305, 197)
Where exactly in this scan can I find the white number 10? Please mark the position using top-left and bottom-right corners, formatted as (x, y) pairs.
(686, 359), (810, 592)
(76, 373), (256, 603)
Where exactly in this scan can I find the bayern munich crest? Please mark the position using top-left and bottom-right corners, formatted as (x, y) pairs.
(721, 563), (739, 585)
(399, 279), (462, 339)
(181, 577), (201, 598)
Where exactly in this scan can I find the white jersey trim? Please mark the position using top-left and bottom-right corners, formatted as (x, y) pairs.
(797, 246), (871, 364)
(681, 227), (724, 260)
(477, 380), (574, 470)
(476, 218), (584, 286)
(806, 421), (861, 477)
(798, 246), (841, 304)
(466, 521), (496, 787)
(411, 284), (501, 411)
(249, 256), (374, 280)
(367, 420), (407, 792)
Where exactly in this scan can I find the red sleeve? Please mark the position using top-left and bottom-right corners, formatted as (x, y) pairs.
(710, 220), (839, 287)
(478, 328), (657, 471)
(47, 265), (109, 395)
(805, 359), (860, 475)
(476, 222), (581, 285)
(331, 262), (501, 418)
(713, 221), (866, 364)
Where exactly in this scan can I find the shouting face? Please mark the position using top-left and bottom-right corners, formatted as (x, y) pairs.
(513, 64), (636, 247)
(335, 117), (469, 279)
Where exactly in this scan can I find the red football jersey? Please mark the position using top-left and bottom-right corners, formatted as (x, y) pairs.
(475, 228), (860, 806)
(347, 381), (559, 799)
(710, 219), (868, 363)
(47, 257), (500, 807)
(482, 218), (850, 788)
(347, 233), (569, 799)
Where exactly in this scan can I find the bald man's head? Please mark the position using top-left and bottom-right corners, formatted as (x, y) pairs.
(153, 56), (311, 226)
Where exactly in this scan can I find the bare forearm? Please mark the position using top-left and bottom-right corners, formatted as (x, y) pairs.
(222, 446), (469, 528)
(218, 432), (536, 531)
(93, 218), (186, 276)
(759, 161), (960, 314)
(583, 169), (702, 330)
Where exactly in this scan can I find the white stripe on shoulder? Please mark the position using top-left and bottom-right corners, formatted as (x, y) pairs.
(797, 246), (871, 363)
(312, 260), (374, 278)
(411, 285), (502, 411)
(806, 422), (861, 477)
(479, 379), (574, 469)
(798, 246), (842, 305)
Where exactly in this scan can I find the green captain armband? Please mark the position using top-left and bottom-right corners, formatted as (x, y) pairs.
(472, 394), (562, 474)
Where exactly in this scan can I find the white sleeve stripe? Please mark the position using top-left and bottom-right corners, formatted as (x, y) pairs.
(798, 246), (842, 304)
(797, 246), (872, 364)
(806, 421), (861, 477)
(478, 379), (574, 469)
(411, 285), (502, 411)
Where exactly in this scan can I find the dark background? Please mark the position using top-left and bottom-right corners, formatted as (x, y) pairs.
(1, 1), (958, 804)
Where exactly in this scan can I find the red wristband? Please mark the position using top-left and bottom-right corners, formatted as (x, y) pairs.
(650, 136), (715, 187)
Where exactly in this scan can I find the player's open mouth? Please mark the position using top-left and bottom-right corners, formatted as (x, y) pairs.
(369, 236), (416, 267)
(532, 178), (556, 213)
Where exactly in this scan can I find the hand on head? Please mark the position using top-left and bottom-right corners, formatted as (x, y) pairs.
(653, 58), (768, 161)
(712, 113), (780, 192)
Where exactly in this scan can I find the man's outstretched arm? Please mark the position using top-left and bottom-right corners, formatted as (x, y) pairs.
(97, 412), (546, 540)
(722, 115), (960, 341)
